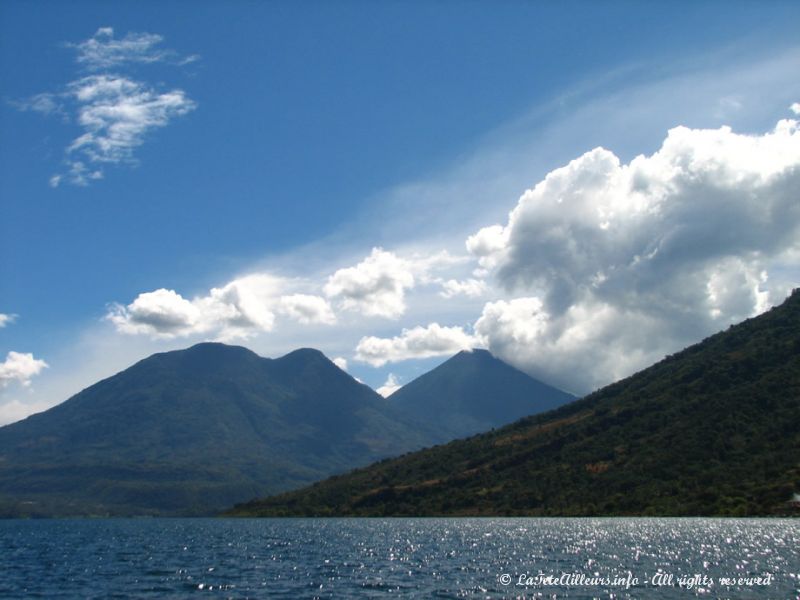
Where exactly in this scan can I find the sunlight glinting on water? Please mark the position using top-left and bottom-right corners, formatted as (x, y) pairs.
(1, 518), (797, 598)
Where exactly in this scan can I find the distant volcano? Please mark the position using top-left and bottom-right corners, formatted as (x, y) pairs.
(0, 342), (573, 517)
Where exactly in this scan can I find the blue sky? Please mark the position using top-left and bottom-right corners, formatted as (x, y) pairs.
(2, 1), (800, 423)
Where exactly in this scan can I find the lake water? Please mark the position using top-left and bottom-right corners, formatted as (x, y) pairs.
(0, 518), (797, 598)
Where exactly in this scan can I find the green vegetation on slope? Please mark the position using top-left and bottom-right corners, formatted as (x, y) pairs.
(0, 340), (575, 517)
(229, 290), (800, 517)
(0, 344), (432, 517)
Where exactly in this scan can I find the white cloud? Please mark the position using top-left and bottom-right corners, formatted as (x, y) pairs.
(15, 28), (196, 186)
(0, 351), (49, 388)
(376, 373), (402, 397)
(466, 225), (509, 272)
(64, 160), (103, 186)
(439, 278), (488, 298)
(474, 298), (548, 351)
(71, 27), (192, 70)
(110, 275), (343, 341)
(0, 313), (16, 328)
(109, 275), (283, 341)
(108, 288), (203, 338)
(791, 102), (800, 115)
(355, 322), (478, 367)
(198, 275), (281, 340)
(64, 75), (195, 180)
(468, 109), (800, 393)
(322, 247), (465, 319)
(332, 356), (348, 371)
(473, 297), (674, 395)
(324, 248), (416, 319)
(277, 294), (336, 325)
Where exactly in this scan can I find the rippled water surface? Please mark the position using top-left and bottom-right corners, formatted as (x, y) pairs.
(1, 518), (798, 598)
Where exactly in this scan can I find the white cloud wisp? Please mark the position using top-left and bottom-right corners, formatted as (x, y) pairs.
(65, 75), (195, 181)
(72, 27), (197, 70)
(376, 373), (402, 397)
(16, 27), (196, 186)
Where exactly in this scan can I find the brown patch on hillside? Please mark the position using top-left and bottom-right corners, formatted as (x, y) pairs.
(585, 461), (611, 474)
(493, 411), (593, 447)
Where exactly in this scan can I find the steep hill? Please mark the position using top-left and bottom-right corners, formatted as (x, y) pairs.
(0, 343), (430, 516)
(390, 349), (575, 443)
(229, 291), (800, 517)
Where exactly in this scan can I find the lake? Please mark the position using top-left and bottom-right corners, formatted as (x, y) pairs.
(1, 518), (797, 598)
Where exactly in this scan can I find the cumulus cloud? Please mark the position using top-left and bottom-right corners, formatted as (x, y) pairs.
(109, 275), (283, 341)
(0, 351), (49, 388)
(473, 297), (665, 394)
(324, 248), (416, 319)
(332, 356), (348, 371)
(355, 323), (478, 367)
(198, 275), (282, 339)
(109, 275), (340, 340)
(376, 373), (402, 397)
(0, 313), (16, 328)
(108, 288), (203, 337)
(468, 110), (800, 393)
(323, 247), (466, 319)
(466, 224), (509, 272)
(16, 27), (196, 186)
(277, 294), (336, 325)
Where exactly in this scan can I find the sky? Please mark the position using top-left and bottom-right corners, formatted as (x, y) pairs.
(1, 1), (800, 425)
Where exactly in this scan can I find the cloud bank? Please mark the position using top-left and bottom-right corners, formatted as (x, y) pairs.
(105, 107), (800, 397)
(468, 110), (800, 392)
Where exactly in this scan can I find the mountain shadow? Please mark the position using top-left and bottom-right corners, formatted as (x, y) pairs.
(389, 348), (575, 443)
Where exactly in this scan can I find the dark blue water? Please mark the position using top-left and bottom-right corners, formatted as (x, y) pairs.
(0, 518), (797, 598)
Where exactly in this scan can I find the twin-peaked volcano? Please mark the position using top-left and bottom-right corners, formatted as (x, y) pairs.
(0, 343), (421, 516)
(0, 342), (571, 516)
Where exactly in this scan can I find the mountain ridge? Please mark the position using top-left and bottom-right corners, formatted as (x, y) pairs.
(0, 342), (573, 517)
(0, 343), (428, 516)
(228, 290), (800, 517)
